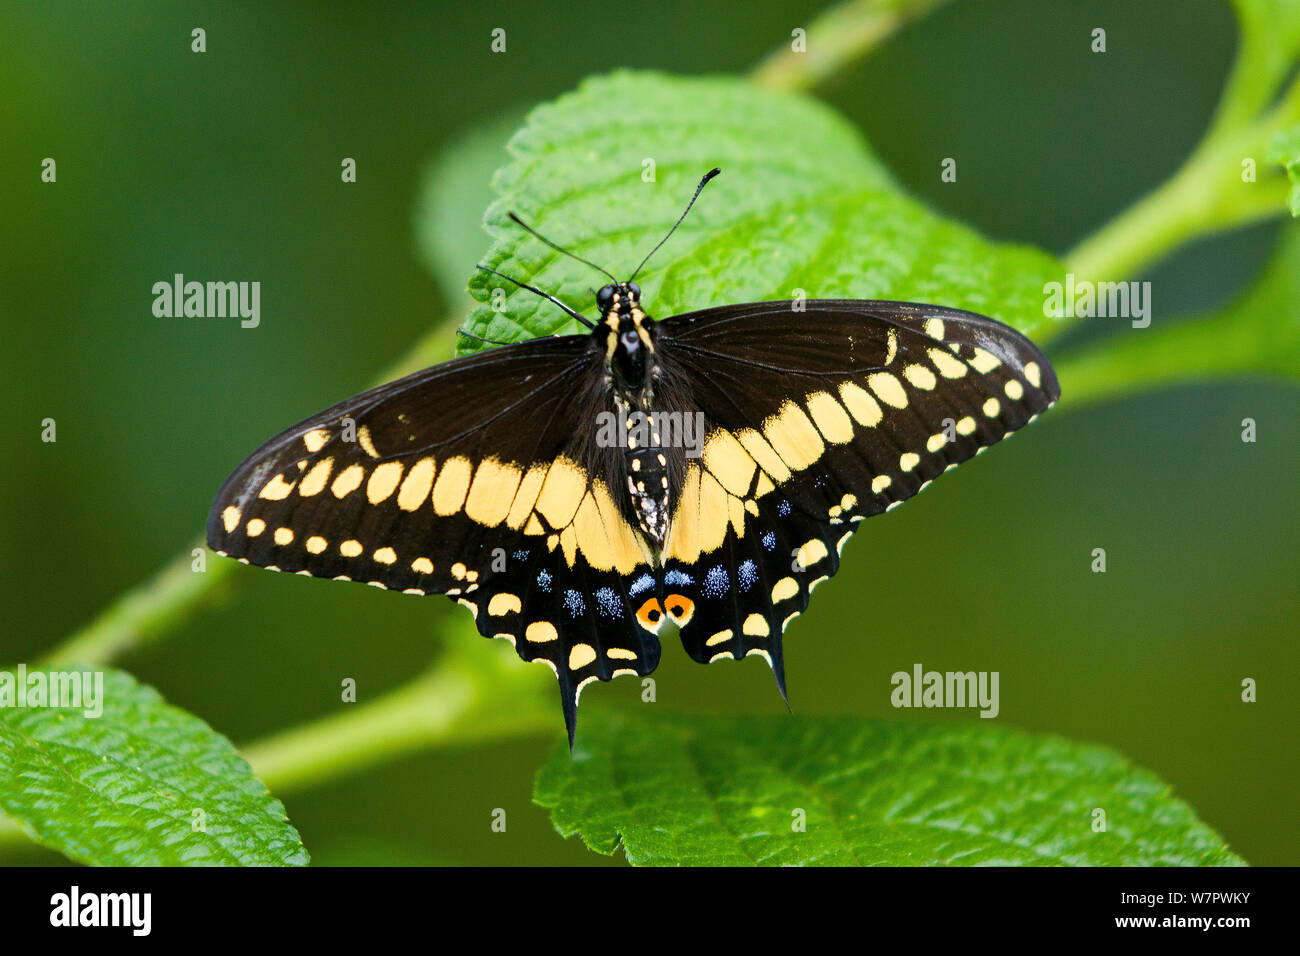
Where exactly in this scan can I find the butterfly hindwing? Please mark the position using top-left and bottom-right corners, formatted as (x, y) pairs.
(458, 539), (661, 744)
(661, 475), (844, 698)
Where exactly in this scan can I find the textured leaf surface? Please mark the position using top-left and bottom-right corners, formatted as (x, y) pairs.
(535, 712), (1245, 866)
(463, 70), (1064, 352)
(0, 667), (308, 866)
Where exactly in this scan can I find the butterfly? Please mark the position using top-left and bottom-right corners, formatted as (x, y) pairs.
(207, 168), (1060, 746)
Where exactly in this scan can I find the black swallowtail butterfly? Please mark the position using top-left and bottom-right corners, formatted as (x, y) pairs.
(207, 169), (1059, 745)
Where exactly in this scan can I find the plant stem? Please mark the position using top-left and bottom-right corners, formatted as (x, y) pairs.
(1205, 0), (1299, 140)
(1066, 71), (1299, 282)
(241, 660), (553, 796)
(1054, 315), (1292, 411)
(1065, 120), (1292, 282)
(36, 316), (462, 670)
(41, 543), (234, 668)
(751, 0), (949, 92)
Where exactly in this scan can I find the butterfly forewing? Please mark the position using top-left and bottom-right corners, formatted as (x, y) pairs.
(210, 337), (590, 584)
(653, 300), (1059, 677)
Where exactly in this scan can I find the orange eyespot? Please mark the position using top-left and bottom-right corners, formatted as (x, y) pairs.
(636, 598), (664, 633)
(664, 594), (695, 627)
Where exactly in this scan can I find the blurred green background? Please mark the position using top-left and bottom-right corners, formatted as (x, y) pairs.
(1, 0), (1294, 866)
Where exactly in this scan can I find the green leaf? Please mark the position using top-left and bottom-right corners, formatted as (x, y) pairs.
(535, 711), (1244, 866)
(0, 666), (309, 866)
(1056, 222), (1300, 410)
(462, 70), (1064, 353)
(1268, 125), (1300, 217)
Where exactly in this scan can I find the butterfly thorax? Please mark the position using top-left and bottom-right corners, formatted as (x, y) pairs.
(597, 284), (672, 552)
(600, 285), (653, 387)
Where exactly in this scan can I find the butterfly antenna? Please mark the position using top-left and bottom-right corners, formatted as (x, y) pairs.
(628, 167), (721, 282)
(456, 328), (514, 347)
(474, 265), (596, 330)
(507, 213), (618, 283)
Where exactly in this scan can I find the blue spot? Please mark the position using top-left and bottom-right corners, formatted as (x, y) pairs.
(629, 573), (655, 597)
(512, 549), (529, 561)
(703, 566), (730, 599)
(665, 569), (694, 587)
(762, 531), (776, 551)
(564, 589), (586, 617)
(595, 587), (622, 618)
(778, 499), (792, 517)
(536, 570), (552, 592)
(739, 560), (758, 592)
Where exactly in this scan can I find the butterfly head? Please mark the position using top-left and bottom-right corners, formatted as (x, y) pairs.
(597, 282), (654, 386)
(596, 281), (642, 317)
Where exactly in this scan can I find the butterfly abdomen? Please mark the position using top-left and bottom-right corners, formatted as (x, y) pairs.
(625, 442), (670, 550)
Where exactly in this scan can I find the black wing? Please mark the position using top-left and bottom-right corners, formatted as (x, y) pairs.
(652, 300), (1059, 692)
(206, 335), (660, 744)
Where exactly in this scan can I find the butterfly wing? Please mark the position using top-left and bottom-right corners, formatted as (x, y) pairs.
(209, 297), (1059, 739)
(653, 300), (1059, 690)
(206, 335), (659, 743)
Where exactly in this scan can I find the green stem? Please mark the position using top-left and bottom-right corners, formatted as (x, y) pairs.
(41, 543), (233, 668)
(1055, 318), (1290, 412)
(750, 0), (949, 92)
(1206, 1), (1298, 140)
(1066, 74), (1299, 282)
(1066, 120), (1292, 282)
(242, 660), (553, 796)
(1056, 221), (1300, 411)
(36, 316), (462, 670)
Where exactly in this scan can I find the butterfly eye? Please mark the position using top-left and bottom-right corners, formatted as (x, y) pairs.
(596, 285), (615, 310)
(626, 281), (641, 298)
